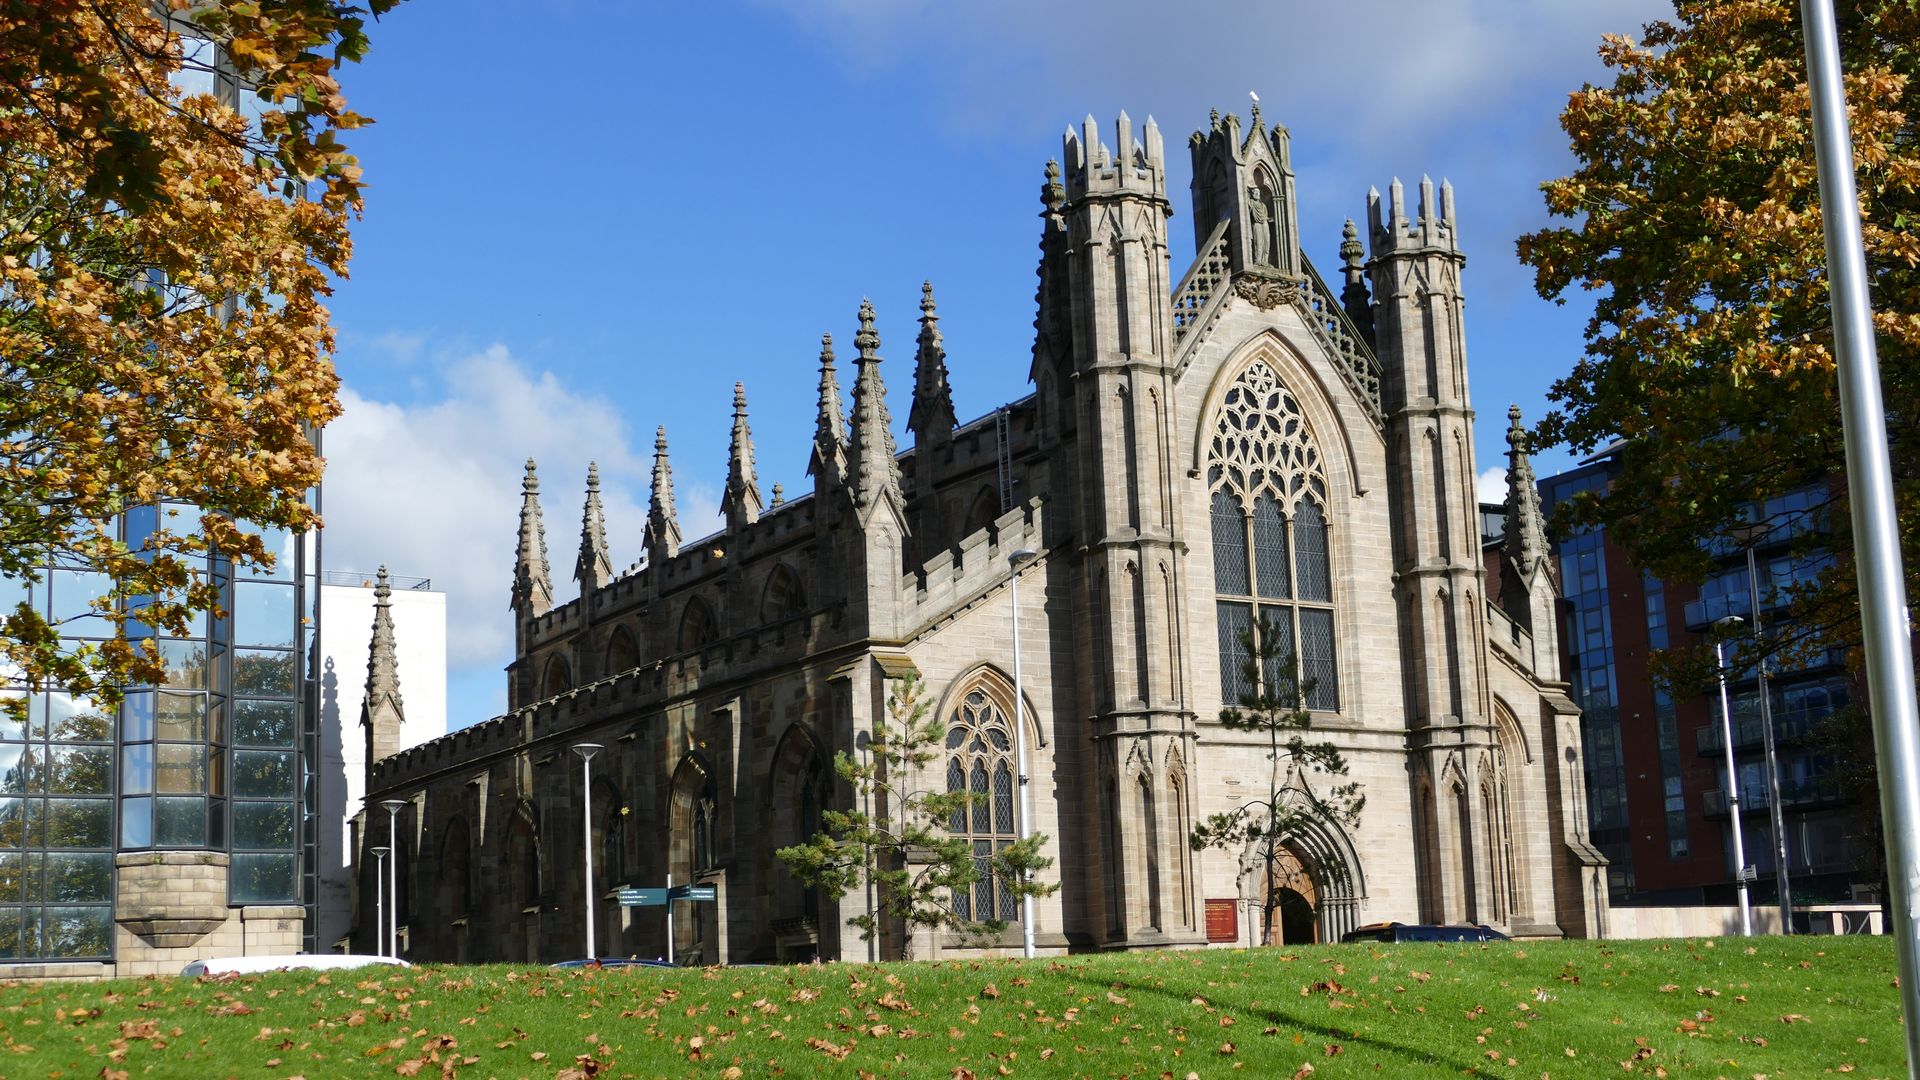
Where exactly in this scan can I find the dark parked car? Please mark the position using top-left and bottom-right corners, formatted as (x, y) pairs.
(1340, 922), (1509, 943)
(550, 957), (678, 969)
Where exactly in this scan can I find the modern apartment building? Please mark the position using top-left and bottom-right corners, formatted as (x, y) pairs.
(1539, 453), (1871, 915)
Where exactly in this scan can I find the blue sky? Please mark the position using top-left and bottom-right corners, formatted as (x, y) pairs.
(318, 0), (1673, 730)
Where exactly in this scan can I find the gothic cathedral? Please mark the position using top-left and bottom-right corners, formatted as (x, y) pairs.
(357, 108), (1608, 963)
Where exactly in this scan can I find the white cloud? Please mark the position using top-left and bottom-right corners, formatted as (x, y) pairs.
(1477, 466), (1509, 507)
(755, 0), (1670, 303)
(757, 0), (1668, 145)
(321, 344), (721, 723)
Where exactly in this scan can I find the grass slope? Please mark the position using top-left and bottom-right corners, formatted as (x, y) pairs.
(0, 937), (1902, 1079)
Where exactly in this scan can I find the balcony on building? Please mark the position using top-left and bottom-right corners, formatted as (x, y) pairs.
(1701, 776), (1846, 817)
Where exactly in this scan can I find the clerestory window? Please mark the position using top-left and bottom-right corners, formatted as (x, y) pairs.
(1208, 360), (1338, 710)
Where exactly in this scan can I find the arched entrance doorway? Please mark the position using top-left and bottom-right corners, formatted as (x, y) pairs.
(1255, 844), (1319, 946)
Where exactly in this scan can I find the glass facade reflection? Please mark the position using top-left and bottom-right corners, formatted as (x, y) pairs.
(0, 504), (315, 962)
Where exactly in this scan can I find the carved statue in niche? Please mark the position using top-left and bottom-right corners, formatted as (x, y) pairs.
(1247, 171), (1278, 267)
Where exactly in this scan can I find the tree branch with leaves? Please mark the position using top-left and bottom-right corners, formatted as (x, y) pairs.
(1190, 621), (1363, 947)
(0, 0), (403, 712)
(1516, 0), (1918, 663)
(777, 671), (1056, 956)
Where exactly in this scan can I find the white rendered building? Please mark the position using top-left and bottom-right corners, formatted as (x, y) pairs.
(315, 571), (444, 948)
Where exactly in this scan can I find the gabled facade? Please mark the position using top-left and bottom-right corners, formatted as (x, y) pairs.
(359, 108), (1607, 964)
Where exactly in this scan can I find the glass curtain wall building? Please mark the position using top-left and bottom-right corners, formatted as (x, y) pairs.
(1, 508), (318, 971)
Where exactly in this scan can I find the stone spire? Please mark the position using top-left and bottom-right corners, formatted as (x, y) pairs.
(511, 459), (553, 616)
(722, 382), (763, 531)
(846, 298), (903, 512)
(908, 281), (956, 449)
(808, 333), (848, 485)
(361, 566), (405, 770)
(1503, 405), (1548, 570)
(645, 426), (681, 562)
(574, 462), (614, 591)
(1339, 218), (1374, 343)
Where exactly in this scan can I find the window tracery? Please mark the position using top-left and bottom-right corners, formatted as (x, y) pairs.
(1209, 360), (1338, 709)
(944, 687), (1018, 922)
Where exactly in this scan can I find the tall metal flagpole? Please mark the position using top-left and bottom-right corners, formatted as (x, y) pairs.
(1797, 0), (1920, 1068)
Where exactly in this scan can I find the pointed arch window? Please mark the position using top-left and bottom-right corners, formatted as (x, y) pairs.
(439, 818), (473, 918)
(680, 599), (717, 653)
(944, 687), (1018, 922)
(760, 566), (807, 624)
(604, 626), (640, 676)
(1208, 360), (1338, 710)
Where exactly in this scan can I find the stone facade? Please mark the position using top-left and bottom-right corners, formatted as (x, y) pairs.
(357, 108), (1607, 965)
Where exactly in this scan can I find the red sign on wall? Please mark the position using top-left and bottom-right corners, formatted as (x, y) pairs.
(1205, 898), (1238, 943)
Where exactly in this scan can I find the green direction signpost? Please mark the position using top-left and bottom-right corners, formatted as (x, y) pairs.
(617, 885), (713, 907)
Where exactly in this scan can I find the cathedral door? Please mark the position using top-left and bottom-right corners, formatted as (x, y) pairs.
(1273, 888), (1317, 945)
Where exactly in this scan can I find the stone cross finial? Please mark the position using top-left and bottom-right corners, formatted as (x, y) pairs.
(1041, 159), (1065, 210)
(1339, 218), (1374, 342)
(362, 565), (405, 770)
(1340, 218), (1365, 276)
(722, 382), (763, 531)
(511, 459), (553, 615)
(809, 333), (848, 484)
(645, 426), (682, 561)
(854, 297), (881, 360)
(575, 462), (613, 591)
(908, 280), (956, 448)
(846, 298), (902, 512)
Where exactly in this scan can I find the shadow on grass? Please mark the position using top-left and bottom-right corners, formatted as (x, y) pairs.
(1112, 960), (1485, 1075)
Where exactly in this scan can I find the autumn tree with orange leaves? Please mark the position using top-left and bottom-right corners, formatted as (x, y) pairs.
(1519, 0), (1918, 663)
(0, 0), (401, 707)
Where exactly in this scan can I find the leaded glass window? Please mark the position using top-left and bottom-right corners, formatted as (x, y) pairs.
(1208, 360), (1340, 710)
(944, 688), (1019, 922)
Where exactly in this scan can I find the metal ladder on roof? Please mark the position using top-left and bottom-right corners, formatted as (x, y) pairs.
(995, 409), (1014, 513)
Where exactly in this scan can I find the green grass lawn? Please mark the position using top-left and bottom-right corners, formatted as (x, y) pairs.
(0, 936), (1903, 1079)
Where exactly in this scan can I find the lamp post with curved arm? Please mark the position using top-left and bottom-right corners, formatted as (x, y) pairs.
(369, 846), (389, 957)
(380, 800), (406, 956)
(1008, 548), (1040, 959)
(1713, 617), (1752, 937)
(573, 743), (604, 960)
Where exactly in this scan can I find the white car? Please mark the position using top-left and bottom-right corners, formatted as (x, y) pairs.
(181, 954), (411, 976)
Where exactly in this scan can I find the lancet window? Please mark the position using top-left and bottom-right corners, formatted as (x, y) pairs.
(944, 687), (1018, 922)
(1208, 360), (1338, 710)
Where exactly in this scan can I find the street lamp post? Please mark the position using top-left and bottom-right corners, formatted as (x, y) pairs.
(1008, 548), (1039, 959)
(380, 800), (406, 957)
(573, 743), (604, 960)
(369, 846), (389, 957)
(854, 730), (877, 964)
(1734, 534), (1793, 934)
(1713, 617), (1753, 936)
